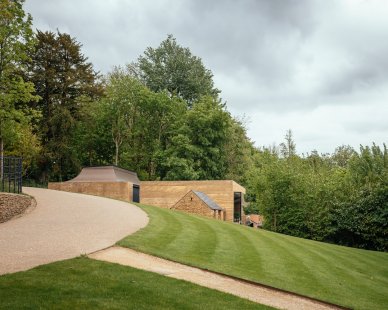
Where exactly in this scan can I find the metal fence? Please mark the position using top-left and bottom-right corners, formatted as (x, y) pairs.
(0, 156), (22, 194)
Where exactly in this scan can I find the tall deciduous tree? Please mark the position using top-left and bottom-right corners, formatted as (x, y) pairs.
(0, 0), (39, 178)
(95, 66), (187, 180)
(280, 129), (296, 158)
(186, 96), (230, 179)
(332, 145), (355, 168)
(224, 116), (255, 185)
(28, 30), (102, 181)
(160, 96), (231, 180)
(137, 35), (220, 105)
(99, 67), (145, 167)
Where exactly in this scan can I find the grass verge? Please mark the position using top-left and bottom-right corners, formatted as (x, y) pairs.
(0, 257), (272, 309)
(118, 203), (388, 310)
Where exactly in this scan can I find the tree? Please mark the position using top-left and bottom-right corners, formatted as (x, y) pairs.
(224, 116), (255, 185)
(100, 67), (141, 166)
(0, 0), (38, 178)
(348, 144), (388, 190)
(153, 95), (233, 181)
(158, 133), (200, 180)
(185, 96), (230, 179)
(331, 185), (388, 251)
(280, 129), (296, 158)
(137, 35), (220, 105)
(95, 66), (187, 180)
(71, 97), (113, 167)
(331, 145), (355, 168)
(28, 30), (102, 181)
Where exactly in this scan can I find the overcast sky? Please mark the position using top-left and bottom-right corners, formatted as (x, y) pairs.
(25, 0), (388, 154)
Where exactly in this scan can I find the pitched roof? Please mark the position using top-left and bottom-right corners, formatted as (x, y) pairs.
(68, 166), (140, 184)
(192, 191), (224, 211)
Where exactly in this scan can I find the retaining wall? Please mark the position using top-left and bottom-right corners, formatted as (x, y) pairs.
(0, 193), (35, 223)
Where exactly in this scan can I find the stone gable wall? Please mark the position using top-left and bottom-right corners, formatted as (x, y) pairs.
(171, 191), (224, 220)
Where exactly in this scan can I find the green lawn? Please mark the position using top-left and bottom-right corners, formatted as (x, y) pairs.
(118, 204), (388, 310)
(0, 257), (271, 310)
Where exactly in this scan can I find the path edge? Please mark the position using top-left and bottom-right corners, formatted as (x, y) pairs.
(89, 246), (350, 310)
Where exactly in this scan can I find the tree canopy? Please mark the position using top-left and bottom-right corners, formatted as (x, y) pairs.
(248, 140), (388, 251)
(28, 30), (102, 181)
(137, 35), (220, 105)
(0, 0), (39, 177)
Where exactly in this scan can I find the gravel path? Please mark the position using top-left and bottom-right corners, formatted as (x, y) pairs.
(0, 187), (148, 275)
(90, 246), (344, 310)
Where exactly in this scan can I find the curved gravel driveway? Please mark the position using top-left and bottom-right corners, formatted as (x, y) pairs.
(0, 187), (148, 275)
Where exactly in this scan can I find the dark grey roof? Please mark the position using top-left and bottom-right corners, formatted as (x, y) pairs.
(68, 166), (140, 184)
(193, 191), (224, 211)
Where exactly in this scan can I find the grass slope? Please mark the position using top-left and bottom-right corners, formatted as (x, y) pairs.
(118, 204), (388, 310)
(0, 257), (271, 309)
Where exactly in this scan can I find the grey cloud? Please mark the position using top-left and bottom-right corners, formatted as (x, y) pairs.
(181, 0), (317, 79)
(322, 49), (388, 96)
(26, 0), (318, 87)
(344, 118), (388, 135)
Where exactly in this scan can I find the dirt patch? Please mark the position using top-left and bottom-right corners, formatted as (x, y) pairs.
(0, 193), (35, 223)
(89, 246), (344, 310)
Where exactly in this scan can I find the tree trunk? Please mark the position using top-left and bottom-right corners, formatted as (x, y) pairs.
(114, 140), (119, 166)
(0, 137), (3, 181)
(273, 212), (277, 232)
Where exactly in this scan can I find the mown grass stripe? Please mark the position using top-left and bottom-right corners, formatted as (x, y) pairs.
(210, 222), (247, 270)
(161, 211), (219, 264)
(118, 206), (183, 252)
(214, 223), (265, 276)
(252, 229), (328, 294)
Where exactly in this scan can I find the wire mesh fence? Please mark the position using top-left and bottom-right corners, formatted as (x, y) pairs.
(0, 156), (23, 194)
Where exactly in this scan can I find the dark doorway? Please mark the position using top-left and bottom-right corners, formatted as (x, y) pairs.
(132, 185), (140, 203)
(234, 192), (242, 223)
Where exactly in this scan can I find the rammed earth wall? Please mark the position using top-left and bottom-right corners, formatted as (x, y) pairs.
(48, 182), (133, 201)
(0, 193), (35, 223)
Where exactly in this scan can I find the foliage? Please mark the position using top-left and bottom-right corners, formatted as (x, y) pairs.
(250, 137), (388, 251)
(182, 96), (230, 179)
(154, 95), (232, 180)
(88, 64), (243, 182)
(330, 186), (388, 251)
(137, 34), (220, 105)
(89, 66), (188, 180)
(28, 30), (102, 181)
(119, 203), (388, 310)
(0, 0), (39, 167)
(327, 144), (388, 250)
(224, 116), (255, 185)
(279, 129), (296, 158)
(71, 98), (113, 167)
